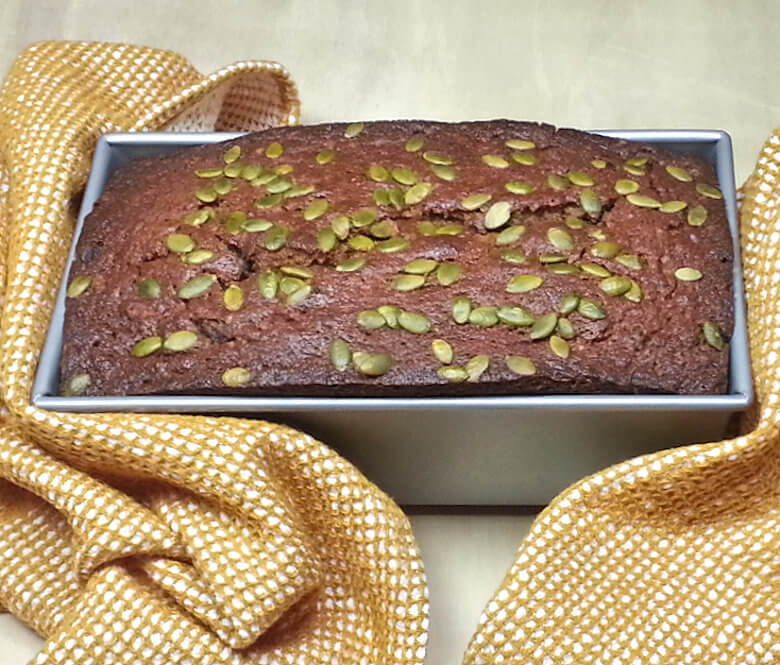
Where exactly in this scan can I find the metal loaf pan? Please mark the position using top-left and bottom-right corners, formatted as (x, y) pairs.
(33, 130), (753, 505)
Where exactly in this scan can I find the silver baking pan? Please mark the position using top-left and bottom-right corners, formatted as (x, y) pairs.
(32, 129), (753, 505)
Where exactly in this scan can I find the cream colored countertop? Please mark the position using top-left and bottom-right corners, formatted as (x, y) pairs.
(0, 1), (778, 663)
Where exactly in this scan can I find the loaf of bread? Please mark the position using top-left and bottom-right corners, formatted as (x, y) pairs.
(59, 120), (733, 397)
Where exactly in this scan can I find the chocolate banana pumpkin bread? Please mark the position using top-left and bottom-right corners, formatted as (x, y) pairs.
(59, 120), (733, 397)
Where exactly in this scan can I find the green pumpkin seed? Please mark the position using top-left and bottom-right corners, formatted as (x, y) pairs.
(496, 225), (526, 245)
(499, 249), (527, 264)
(357, 309), (386, 330)
(539, 254), (567, 264)
(256, 192), (283, 209)
(436, 263), (462, 286)
(352, 207), (378, 227)
(423, 151), (452, 165)
(303, 199), (329, 220)
(591, 241), (621, 259)
(417, 221), (438, 236)
(702, 321), (726, 350)
(389, 188), (405, 209)
(580, 263), (611, 278)
(398, 311), (431, 334)
(556, 318), (576, 339)
(368, 220), (396, 239)
(580, 189), (602, 216)
(335, 256), (367, 272)
(485, 201), (512, 230)
(688, 206), (708, 227)
(512, 152), (538, 166)
(64, 373), (91, 396)
(258, 271), (278, 299)
(348, 234), (375, 251)
(674, 267), (702, 282)
(367, 164), (390, 182)
(393, 274), (425, 291)
(452, 296), (472, 324)
(615, 254), (642, 270)
(660, 200), (687, 213)
(183, 209), (213, 226)
(391, 168), (417, 185)
(195, 186), (218, 203)
(624, 279), (643, 303)
(286, 283), (312, 306)
(600, 275), (633, 296)
(626, 193), (661, 208)
(136, 278), (160, 299)
(280, 265), (314, 279)
(559, 293), (579, 315)
(431, 164), (457, 181)
(549, 335), (570, 358)
(665, 165), (692, 182)
(131, 336), (163, 358)
(329, 338), (351, 370)
(405, 135), (424, 152)
(250, 172), (278, 188)
(696, 183), (722, 199)
(546, 263), (580, 275)
(223, 146), (241, 164)
(626, 157), (648, 167)
(183, 249), (215, 265)
(165, 233), (195, 253)
(589, 229), (608, 241)
(591, 159), (607, 169)
(568, 171), (594, 187)
(195, 167), (224, 178)
(222, 367), (250, 386)
(373, 188), (391, 206)
(482, 154), (510, 168)
(577, 298), (606, 320)
(240, 165), (263, 181)
(461, 193), (492, 210)
(355, 352), (393, 376)
(223, 284), (244, 311)
(264, 226), (289, 251)
(615, 179), (640, 195)
(344, 122), (365, 138)
(436, 224), (465, 236)
(316, 149), (336, 165)
(285, 184), (315, 199)
(468, 306), (499, 327)
(432, 339), (454, 364)
(547, 174), (568, 190)
(164, 330), (198, 352)
(506, 274), (543, 293)
(438, 366), (468, 382)
(331, 215), (351, 239)
(263, 142), (283, 158)
(178, 274), (216, 300)
(530, 313), (557, 340)
(506, 139), (535, 150)
(376, 237), (410, 253)
(405, 258), (438, 274)
(223, 211), (247, 235)
(623, 164), (646, 176)
(213, 178), (233, 195)
(565, 216), (585, 230)
(223, 163), (244, 178)
(497, 305), (534, 326)
(67, 275), (93, 298)
(547, 227), (575, 251)
(377, 305), (402, 328)
(272, 166), (290, 177)
(240, 218), (272, 233)
(405, 182), (433, 205)
(506, 356), (536, 376)
(505, 181), (535, 195)
(466, 355), (490, 382)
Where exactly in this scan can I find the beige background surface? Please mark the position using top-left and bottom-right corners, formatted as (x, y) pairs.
(0, 1), (778, 663)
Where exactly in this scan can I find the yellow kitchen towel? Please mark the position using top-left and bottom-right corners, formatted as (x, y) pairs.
(0, 42), (428, 664)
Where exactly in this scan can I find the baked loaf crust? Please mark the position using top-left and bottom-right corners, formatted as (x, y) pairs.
(60, 120), (733, 396)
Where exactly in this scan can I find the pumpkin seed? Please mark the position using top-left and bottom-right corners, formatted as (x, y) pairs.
(497, 305), (534, 326)
(368, 220), (396, 239)
(223, 146), (241, 163)
(264, 226), (289, 251)
(482, 154), (510, 168)
(512, 152), (538, 166)
(223, 284), (244, 311)
(506, 355), (536, 376)
(660, 200), (687, 213)
(580, 189), (602, 216)
(549, 335), (570, 358)
(165, 233), (195, 253)
(336, 256), (367, 272)
(624, 279), (643, 303)
(423, 151), (452, 165)
(240, 165), (263, 181)
(577, 298), (606, 320)
(329, 339), (351, 370)
(377, 305), (402, 328)
(505, 181), (535, 195)
(506, 139), (535, 150)
(405, 182), (433, 205)
(223, 211), (247, 235)
(405, 135), (425, 152)
(688, 206), (708, 227)
(355, 352), (393, 376)
(556, 317), (576, 339)
(626, 193), (661, 208)
(568, 171), (594, 187)
(499, 249), (527, 264)
(623, 164), (646, 176)
(530, 313), (558, 340)
(398, 311), (431, 334)
(195, 167), (224, 178)
(136, 278), (160, 299)
(183, 209), (213, 226)
(452, 296), (472, 324)
(591, 241), (620, 259)
(600, 275), (633, 296)
(367, 164), (390, 182)
(484, 201), (512, 230)
(390, 188), (406, 209)
(183, 249), (215, 265)
(696, 183), (722, 199)
(431, 164), (457, 181)
(393, 274), (425, 291)
(438, 366), (468, 382)
(286, 283), (312, 306)
(496, 225), (526, 245)
(357, 309), (386, 330)
(589, 229), (608, 241)
(665, 165), (692, 182)
(506, 274), (543, 293)
(177, 274), (216, 300)
(436, 224), (465, 235)
(344, 122), (365, 138)
(376, 237), (410, 253)
(223, 163), (244, 178)
(414, 221), (435, 237)
(273, 165), (291, 176)
(163, 330), (198, 352)
(280, 265), (314, 279)
(331, 215), (351, 239)
(466, 355), (490, 382)
(461, 193), (492, 210)
(240, 218), (272, 233)
(222, 367), (250, 386)
(565, 216), (585, 230)
(256, 193), (283, 208)
(546, 263), (580, 275)
(316, 148), (336, 165)
(626, 157), (648, 167)
(251, 172), (278, 187)
(285, 184), (315, 198)
(469, 306), (499, 327)
(702, 321), (725, 350)
(353, 208), (377, 227)
(405, 258), (438, 274)
(303, 199), (329, 220)
(194, 186), (218, 203)
(591, 159), (607, 169)
(615, 254), (642, 270)
(131, 336), (163, 358)
(258, 271), (278, 299)
(559, 293), (579, 315)
(436, 263), (462, 286)
(547, 174), (568, 190)
(348, 235), (375, 252)
(213, 178), (232, 195)
(674, 267), (702, 282)
(615, 179), (639, 195)
(64, 373), (91, 396)
(67, 275), (93, 297)
(547, 227), (575, 251)
(391, 168), (417, 185)
(373, 188), (391, 206)
(580, 263), (611, 278)
(431, 339), (454, 364)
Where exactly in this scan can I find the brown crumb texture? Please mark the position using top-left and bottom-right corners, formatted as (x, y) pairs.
(60, 120), (733, 396)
